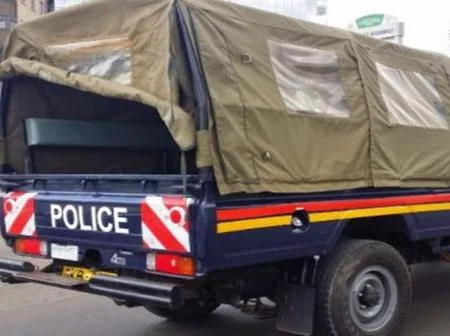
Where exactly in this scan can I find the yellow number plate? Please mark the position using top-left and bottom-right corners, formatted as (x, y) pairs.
(62, 266), (116, 281)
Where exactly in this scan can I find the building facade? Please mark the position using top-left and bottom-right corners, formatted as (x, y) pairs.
(17, 0), (48, 24)
(52, 0), (88, 11)
(0, 0), (15, 44)
(225, 0), (328, 23)
(0, 0), (50, 47)
(347, 14), (405, 44)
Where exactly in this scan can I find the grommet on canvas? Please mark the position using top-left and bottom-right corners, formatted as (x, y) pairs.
(262, 151), (272, 161)
(241, 53), (253, 64)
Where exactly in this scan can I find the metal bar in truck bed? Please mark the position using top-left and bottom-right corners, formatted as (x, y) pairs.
(0, 174), (200, 181)
(0, 174), (204, 192)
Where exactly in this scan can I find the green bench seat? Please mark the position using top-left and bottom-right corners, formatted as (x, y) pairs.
(23, 118), (179, 174)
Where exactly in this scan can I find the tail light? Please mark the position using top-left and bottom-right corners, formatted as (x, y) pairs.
(15, 238), (48, 257)
(146, 253), (195, 276)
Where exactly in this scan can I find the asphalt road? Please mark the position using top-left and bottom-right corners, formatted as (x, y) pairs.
(1, 242), (450, 336)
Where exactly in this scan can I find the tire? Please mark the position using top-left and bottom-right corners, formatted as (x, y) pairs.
(314, 239), (411, 336)
(146, 299), (220, 321)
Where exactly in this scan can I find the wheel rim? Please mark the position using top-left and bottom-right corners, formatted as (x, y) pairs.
(349, 265), (398, 332)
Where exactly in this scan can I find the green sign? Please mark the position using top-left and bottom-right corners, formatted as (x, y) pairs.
(356, 14), (384, 29)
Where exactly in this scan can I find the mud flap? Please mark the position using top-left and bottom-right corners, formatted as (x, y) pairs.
(276, 257), (319, 336)
(276, 283), (315, 336)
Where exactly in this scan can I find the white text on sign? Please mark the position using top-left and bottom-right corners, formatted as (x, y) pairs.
(50, 204), (129, 234)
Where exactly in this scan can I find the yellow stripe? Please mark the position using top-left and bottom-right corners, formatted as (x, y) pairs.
(217, 202), (450, 234)
(217, 215), (292, 234)
(310, 202), (450, 222)
(310, 205), (410, 222)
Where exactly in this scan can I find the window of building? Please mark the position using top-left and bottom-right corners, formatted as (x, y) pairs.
(268, 40), (350, 118)
(376, 63), (448, 129)
(0, 16), (14, 30)
(31, 0), (36, 12)
(40, 1), (45, 13)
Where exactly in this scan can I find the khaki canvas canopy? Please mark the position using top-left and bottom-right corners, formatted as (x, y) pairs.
(1, 0), (450, 195)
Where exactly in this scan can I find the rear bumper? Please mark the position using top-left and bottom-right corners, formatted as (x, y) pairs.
(0, 258), (184, 309)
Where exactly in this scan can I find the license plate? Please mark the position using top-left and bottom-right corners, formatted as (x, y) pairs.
(61, 266), (116, 281)
(51, 244), (79, 262)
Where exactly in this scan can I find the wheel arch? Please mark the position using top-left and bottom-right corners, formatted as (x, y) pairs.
(328, 213), (418, 251)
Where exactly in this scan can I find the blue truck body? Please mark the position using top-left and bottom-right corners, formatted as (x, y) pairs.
(2, 174), (450, 274)
(0, 2), (449, 335)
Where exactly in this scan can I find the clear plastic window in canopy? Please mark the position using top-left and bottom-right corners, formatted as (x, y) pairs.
(45, 36), (132, 86)
(376, 63), (448, 130)
(268, 40), (349, 118)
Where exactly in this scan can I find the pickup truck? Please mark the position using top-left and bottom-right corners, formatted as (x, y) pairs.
(1, 1), (450, 336)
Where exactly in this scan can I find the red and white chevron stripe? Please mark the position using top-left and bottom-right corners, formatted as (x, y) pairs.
(140, 196), (191, 253)
(3, 192), (37, 237)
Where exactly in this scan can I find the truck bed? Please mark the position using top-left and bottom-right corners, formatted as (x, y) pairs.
(2, 173), (450, 273)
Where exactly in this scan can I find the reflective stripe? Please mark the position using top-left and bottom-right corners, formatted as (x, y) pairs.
(21, 215), (37, 237)
(142, 222), (165, 250)
(217, 201), (450, 234)
(146, 197), (190, 250)
(217, 193), (450, 222)
(4, 192), (37, 237)
(4, 192), (35, 232)
(140, 196), (191, 253)
(310, 202), (450, 223)
(217, 215), (291, 234)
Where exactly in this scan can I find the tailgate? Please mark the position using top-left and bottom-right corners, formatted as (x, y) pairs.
(2, 191), (192, 254)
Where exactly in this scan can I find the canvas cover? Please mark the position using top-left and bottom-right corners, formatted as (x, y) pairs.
(1, 0), (450, 194)
(0, 0), (196, 173)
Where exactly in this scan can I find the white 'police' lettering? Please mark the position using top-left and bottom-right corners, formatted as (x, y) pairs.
(50, 204), (129, 234)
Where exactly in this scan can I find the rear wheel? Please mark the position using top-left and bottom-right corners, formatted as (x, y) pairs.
(314, 239), (411, 336)
(146, 299), (220, 321)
